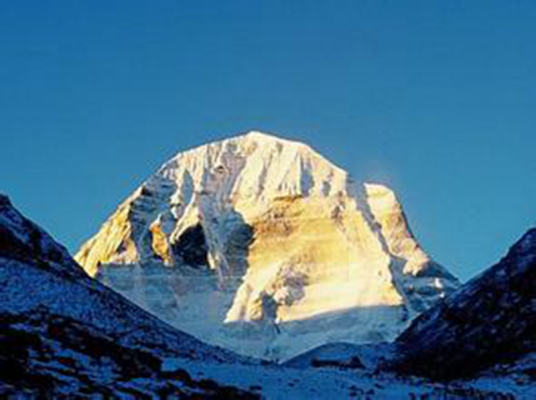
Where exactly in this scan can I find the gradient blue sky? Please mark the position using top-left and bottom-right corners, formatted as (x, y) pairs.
(1, 1), (535, 281)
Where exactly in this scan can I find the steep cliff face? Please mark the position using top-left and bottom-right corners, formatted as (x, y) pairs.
(75, 131), (458, 360)
(393, 228), (536, 381)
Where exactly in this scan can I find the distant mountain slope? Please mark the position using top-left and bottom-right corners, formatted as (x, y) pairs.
(75, 131), (458, 360)
(392, 228), (536, 381)
(0, 194), (256, 397)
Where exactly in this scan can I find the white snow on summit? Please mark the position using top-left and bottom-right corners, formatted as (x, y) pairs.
(75, 131), (459, 360)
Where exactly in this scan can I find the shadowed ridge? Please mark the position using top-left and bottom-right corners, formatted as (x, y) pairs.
(391, 227), (536, 381)
(0, 194), (84, 278)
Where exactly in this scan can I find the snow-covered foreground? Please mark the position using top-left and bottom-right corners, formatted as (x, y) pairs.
(163, 356), (536, 399)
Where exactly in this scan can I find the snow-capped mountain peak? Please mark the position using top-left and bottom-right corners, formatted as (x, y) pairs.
(75, 131), (459, 360)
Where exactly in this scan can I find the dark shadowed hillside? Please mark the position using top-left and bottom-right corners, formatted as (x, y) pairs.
(0, 194), (257, 398)
(392, 228), (536, 381)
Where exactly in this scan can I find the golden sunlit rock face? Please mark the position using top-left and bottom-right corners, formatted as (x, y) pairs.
(76, 202), (140, 276)
(75, 131), (459, 360)
(149, 220), (173, 266)
(226, 196), (404, 326)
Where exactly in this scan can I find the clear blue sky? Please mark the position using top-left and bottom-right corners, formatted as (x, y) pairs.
(1, 1), (535, 281)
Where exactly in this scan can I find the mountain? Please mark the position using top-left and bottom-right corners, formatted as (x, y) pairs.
(392, 228), (536, 382)
(2, 194), (505, 399)
(2, 186), (532, 398)
(75, 131), (459, 360)
(0, 194), (257, 397)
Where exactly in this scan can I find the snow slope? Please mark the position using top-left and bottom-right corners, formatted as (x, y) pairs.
(280, 340), (536, 399)
(75, 131), (459, 360)
(0, 194), (257, 397)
